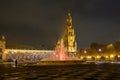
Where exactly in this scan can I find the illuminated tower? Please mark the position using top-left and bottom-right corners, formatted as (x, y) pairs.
(0, 36), (6, 61)
(0, 36), (6, 53)
(64, 12), (77, 53)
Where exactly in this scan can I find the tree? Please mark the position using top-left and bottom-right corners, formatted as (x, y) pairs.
(90, 42), (98, 50)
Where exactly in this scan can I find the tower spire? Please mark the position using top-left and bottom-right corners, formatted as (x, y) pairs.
(67, 11), (72, 28)
(66, 11), (77, 53)
(58, 11), (77, 53)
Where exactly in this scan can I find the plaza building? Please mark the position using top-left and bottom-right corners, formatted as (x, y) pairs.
(0, 12), (77, 62)
(0, 36), (53, 62)
(77, 43), (120, 61)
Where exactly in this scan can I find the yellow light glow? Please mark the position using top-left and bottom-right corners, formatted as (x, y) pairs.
(87, 56), (91, 59)
(105, 56), (109, 58)
(4, 51), (8, 54)
(14, 50), (17, 53)
(118, 55), (120, 58)
(110, 55), (114, 58)
(80, 56), (83, 59)
(96, 56), (100, 58)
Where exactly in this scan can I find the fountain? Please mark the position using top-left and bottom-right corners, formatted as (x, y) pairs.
(35, 39), (84, 66)
(53, 39), (79, 61)
(48, 39), (69, 61)
(40, 39), (78, 61)
(26, 12), (85, 66)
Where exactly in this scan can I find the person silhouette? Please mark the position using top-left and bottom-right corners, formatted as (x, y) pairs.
(15, 59), (18, 67)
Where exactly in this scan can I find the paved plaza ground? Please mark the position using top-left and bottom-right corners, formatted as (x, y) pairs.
(0, 63), (120, 80)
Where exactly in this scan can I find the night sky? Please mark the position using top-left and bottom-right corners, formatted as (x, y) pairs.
(0, 0), (120, 49)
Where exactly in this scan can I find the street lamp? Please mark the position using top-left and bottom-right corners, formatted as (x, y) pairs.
(99, 48), (105, 61)
(84, 50), (87, 60)
(84, 50), (87, 54)
(98, 49), (102, 52)
(98, 48), (102, 61)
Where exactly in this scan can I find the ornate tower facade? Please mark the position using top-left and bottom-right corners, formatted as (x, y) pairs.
(0, 36), (6, 61)
(64, 12), (77, 53)
(0, 36), (6, 53)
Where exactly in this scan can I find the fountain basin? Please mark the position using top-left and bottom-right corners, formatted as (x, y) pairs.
(25, 60), (85, 66)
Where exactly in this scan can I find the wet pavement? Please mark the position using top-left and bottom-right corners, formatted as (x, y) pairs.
(0, 63), (120, 80)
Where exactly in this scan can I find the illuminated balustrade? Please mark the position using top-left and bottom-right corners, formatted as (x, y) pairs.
(4, 49), (53, 54)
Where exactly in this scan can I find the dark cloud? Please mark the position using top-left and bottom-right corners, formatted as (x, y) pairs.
(0, 0), (120, 49)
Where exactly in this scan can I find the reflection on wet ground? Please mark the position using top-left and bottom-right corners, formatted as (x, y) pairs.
(0, 64), (120, 80)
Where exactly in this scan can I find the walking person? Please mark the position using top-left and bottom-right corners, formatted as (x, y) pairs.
(15, 59), (18, 67)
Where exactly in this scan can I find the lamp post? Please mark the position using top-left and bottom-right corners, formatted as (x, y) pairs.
(98, 48), (103, 61)
(84, 50), (87, 60)
(99, 48), (101, 51)
(84, 50), (87, 54)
